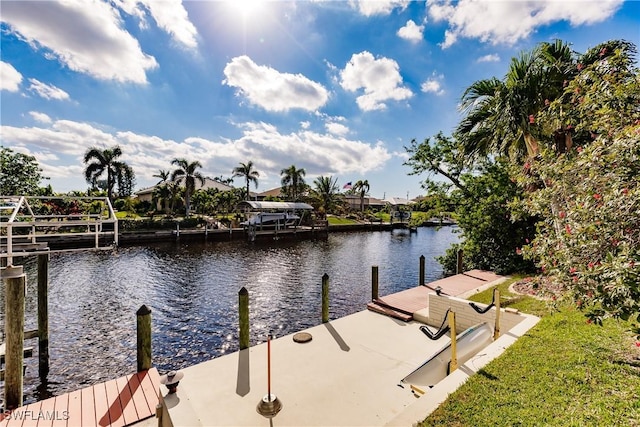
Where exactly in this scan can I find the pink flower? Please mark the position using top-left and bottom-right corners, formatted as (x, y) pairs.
(577, 63), (584, 71)
(516, 248), (522, 255)
(565, 224), (572, 235)
(622, 188), (629, 195)
(559, 211), (566, 219)
(577, 146), (583, 153)
(529, 114), (535, 124)
(635, 341), (640, 347)
(570, 267), (577, 274)
(593, 194), (601, 200)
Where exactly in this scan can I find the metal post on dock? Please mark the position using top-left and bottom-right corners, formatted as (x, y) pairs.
(456, 249), (464, 275)
(136, 305), (152, 372)
(371, 266), (379, 301)
(322, 273), (329, 323)
(3, 265), (26, 410)
(419, 255), (425, 286)
(37, 254), (50, 378)
(448, 310), (458, 374)
(239, 287), (250, 350)
(494, 289), (501, 339)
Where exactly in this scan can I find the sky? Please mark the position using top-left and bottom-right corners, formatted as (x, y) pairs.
(1, 0), (639, 200)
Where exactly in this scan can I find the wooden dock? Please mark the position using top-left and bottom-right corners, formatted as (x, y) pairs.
(367, 270), (504, 321)
(0, 368), (160, 427)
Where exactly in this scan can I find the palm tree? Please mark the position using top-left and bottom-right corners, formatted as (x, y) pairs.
(83, 145), (129, 203)
(171, 158), (205, 216)
(153, 169), (171, 185)
(232, 161), (259, 201)
(280, 165), (306, 201)
(310, 176), (343, 215)
(353, 180), (370, 212)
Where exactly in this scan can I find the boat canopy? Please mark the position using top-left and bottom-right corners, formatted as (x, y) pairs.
(236, 201), (314, 211)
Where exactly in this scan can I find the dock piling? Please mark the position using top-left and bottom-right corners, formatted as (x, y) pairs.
(456, 249), (464, 275)
(136, 305), (152, 372)
(3, 265), (26, 410)
(322, 273), (329, 323)
(371, 266), (379, 300)
(239, 287), (250, 350)
(448, 310), (458, 373)
(419, 255), (425, 286)
(37, 254), (50, 378)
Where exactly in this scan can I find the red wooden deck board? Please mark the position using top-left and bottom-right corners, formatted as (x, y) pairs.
(102, 379), (124, 427)
(9, 400), (42, 427)
(35, 395), (56, 427)
(50, 393), (69, 427)
(135, 369), (160, 421)
(114, 375), (138, 426)
(80, 386), (96, 427)
(126, 372), (151, 421)
(65, 390), (82, 427)
(93, 381), (111, 427)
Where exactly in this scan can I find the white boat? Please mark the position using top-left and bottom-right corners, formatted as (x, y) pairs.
(402, 322), (493, 388)
(240, 212), (300, 227)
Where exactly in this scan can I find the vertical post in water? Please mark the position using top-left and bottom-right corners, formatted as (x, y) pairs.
(37, 254), (50, 378)
(371, 266), (379, 301)
(321, 273), (329, 323)
(456, 249), (464, 275)
(4, 265), (26, 410)
(494, 288), (501, 340)
(448, 310), (458, 373)
(136, 305), (152, 372)
(239, 287), (250, 350)
(419, 255), (425, 286)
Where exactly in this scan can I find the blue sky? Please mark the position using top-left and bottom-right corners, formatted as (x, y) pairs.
(1, 0), (639, 200)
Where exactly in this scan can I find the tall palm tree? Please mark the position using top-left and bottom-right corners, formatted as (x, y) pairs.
(280, 165), (306, 201)
(83, 145), (129, 203)
(232, 161), (259, 201)
(353, 180), (370, 212)
(171, 158), (205, 216)
(310, 176), (343, 215)
(153, 169), (171, 185)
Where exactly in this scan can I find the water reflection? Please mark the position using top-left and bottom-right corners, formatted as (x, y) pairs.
(1, 227), (458, 403)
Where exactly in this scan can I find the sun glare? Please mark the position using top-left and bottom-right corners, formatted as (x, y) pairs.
(224, 0), (267, 21)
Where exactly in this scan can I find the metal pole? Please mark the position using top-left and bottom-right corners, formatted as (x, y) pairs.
(37, 254), (50, 378)
(448, 311), (458, 373)
(494, 289), (501, 339)
(4, 265), (26, 409)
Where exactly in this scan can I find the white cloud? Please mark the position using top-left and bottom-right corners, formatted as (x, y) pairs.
(29, 111), (53, 124)
(1, 61), (23, 92)
(115, 0), (198, 49)
(325, 122), (350, 136)
(428, 0), (624, 48)
(223, 56), (329, 112)
(477, 53), (500, 63)
(1, 0), (158, 83)
(340, 51), (413, 111)
(349, 0), (411, 16)
(421, 73), (445, 96)
(27, 79), (70, 101)
(0, 118), (391, 192)
(397, 19), (425, 43)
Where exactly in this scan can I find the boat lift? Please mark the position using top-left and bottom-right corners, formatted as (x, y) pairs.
(1, 195), (119, 264)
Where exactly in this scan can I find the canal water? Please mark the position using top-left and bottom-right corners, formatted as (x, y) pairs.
(1, 227), (458, 403)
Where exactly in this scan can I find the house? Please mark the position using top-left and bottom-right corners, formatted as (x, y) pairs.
(134, 177), (235, 205)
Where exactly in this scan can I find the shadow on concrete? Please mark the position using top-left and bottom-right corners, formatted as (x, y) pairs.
(324, 322), (350, 352)
(236, 348), (250, 396)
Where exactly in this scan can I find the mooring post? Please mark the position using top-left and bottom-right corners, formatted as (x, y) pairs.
(37, 254), (50, 378)
(239, 287), (250, 350)
(321, 273), (329, 323)
(136, 305), (152, 372)
(494, 288), (501, 339)
(3, 265), (26, 410)
(448, 310), (458, 373)
(456, 249), (464, 275)
(419, 255), (425, 286)
(371, 266), (379, 301)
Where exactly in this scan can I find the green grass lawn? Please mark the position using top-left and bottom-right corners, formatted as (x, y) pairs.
(327, 216), (359, 225)
(420, 277), (640, 426)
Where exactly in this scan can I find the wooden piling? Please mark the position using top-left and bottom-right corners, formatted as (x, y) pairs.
(419, 255), (425, 286)
(456, 249), (464, 274)
(37, 254), (50, 378)
(4, 265), (26, 410)
(239, 287), (249, 350)
(136, 305), (152, 372)
(322, 273), (329, 323)
(371, 266), (379, 300)
(494, 288), (501, 339)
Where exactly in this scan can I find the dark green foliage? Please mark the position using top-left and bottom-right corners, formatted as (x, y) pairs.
(0, 146), (47, 195)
